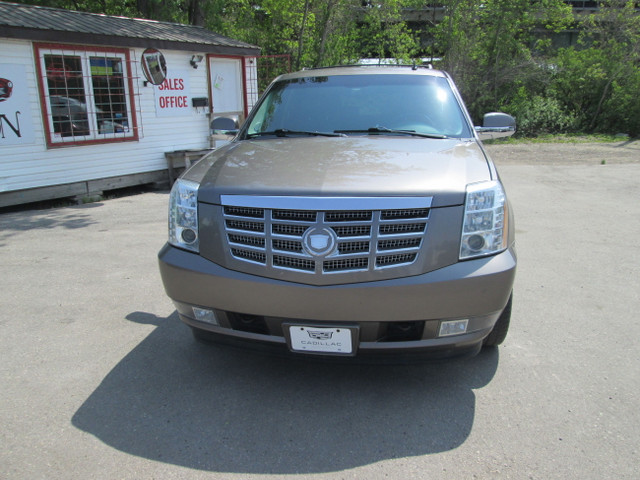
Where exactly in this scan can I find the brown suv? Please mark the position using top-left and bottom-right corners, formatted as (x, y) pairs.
(158, 65), (516, 360)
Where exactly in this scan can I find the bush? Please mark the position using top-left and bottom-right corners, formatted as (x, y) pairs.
(597, 73), (640, 137)
(505, 89), (577, 137)
(550, 47), (640, 137)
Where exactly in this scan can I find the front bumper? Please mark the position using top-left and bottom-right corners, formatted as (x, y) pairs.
(158, 244), (516, 358)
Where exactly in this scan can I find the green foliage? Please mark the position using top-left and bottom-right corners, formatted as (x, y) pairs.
(17, 0), (141, 17)
(504, 88), (576, 137)
(551, 47), (608, 129)
(434, 0), (573, 122)
(545, 1), (640, 136)
(598, 71), (640, 137)
(18, 0), (640, 136)
(357, 1), (418, 62)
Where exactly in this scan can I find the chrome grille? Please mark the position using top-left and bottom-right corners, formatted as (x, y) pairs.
(376, 253), (417, 267)
(380, 223), (426, 235)
(338, 241), (370, 254)
(326, 211), (373, 222)
(378, 238), (422, 250)
(272, 224), (308, 236)
(274, 255), (315, 271)
(221, 196), (431, 276)
(231, 248), (266, 264)
(273, 210), (317, 222)
(381, 208), (430, 220)
(226, 219), (264, 232)
(333, 225), (371, 237)
(324, 258), (369, 272)
(228, 234), (266, 248)
(272, 239), (303, 253)
(224, 206), (264, 218)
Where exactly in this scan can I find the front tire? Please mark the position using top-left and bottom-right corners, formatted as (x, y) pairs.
(483, 293), (512, 347)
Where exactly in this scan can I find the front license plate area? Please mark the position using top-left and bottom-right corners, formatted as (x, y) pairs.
(287, 325), (358, 355)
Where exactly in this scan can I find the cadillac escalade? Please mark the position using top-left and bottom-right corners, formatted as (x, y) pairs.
(158, 65), (517, 361)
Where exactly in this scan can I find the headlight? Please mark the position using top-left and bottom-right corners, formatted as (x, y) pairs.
(169, 179), (199, 253)
(460, 181), (508, 259)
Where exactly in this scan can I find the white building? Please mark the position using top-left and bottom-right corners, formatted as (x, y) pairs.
(0, 1), (260, 207)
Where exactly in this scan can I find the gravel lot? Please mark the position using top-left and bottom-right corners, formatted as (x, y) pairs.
(484, 138), (640, 164)
(1, 140), (639, 479)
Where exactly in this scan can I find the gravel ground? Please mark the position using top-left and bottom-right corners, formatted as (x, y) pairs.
(1, 140), (639, 479)
(485, 139), (639, 165)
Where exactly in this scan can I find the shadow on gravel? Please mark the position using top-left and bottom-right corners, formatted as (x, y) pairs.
(72, 311), (498, 474)
(0, 205), (98, 238)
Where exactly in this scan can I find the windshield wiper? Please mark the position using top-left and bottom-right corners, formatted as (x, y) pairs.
(247, 129), (346, 138)
(335, 127), (448, 139)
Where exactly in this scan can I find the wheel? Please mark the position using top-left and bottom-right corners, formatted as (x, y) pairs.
(483, 293), (512, 347)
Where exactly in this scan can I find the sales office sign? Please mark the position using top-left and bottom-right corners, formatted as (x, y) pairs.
(154, 69), (193, 117)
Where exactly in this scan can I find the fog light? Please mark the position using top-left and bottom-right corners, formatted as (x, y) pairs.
(439, 319), (468, 337)
(181, 228), (197, 244)
(466, 234), (485, 252)
(192, 307), (218, 325)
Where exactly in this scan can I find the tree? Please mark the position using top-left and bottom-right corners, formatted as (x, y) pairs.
(582, 0), (640, 131)
(357, 0), (418, 62)
(16, 0), (639, 136)
(549, 1), (640, 136)
(433, 0), (572, 121)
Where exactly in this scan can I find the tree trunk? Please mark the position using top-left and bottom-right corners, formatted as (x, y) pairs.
(316, 0), (339, 67)
(188, 0), (205, 26)
(588, 72), (619, 132)
(137, 0), (150, 18)
(295, 0), (312, 70)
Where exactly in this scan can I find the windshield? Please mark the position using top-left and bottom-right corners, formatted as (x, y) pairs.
(244, 74), (472, 139)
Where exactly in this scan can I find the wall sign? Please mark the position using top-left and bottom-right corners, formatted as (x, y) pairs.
(154, 69), (192, 117)
(0, 64), (35, 145)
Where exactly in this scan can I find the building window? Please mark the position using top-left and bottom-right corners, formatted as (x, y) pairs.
(35, 44), (138, 146)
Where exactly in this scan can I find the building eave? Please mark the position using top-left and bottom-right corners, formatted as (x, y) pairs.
(0, 25), (260, 56)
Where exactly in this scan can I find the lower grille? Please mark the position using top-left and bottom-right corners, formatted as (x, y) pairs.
(222, 196), (431, 277)
(219, 309), (427, 343)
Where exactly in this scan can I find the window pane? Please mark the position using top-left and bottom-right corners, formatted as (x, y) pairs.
(90, 57), (129, 134)
(44, 54), (90, 137)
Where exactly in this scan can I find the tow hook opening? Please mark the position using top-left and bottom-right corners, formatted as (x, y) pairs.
(382, 321), (425, 342)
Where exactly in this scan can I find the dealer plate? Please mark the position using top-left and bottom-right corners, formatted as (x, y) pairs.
(288, 325), (354, 354)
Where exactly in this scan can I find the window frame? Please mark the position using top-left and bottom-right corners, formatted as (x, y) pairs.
(34, 43), (139, 148)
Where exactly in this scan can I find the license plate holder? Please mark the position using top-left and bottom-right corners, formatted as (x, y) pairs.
(286, 324), (358, 355)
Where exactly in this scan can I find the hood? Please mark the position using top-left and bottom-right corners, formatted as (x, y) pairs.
(187, 136), (492, 207)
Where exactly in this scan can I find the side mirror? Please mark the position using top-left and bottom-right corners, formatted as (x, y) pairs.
(475, 112), (516, 141)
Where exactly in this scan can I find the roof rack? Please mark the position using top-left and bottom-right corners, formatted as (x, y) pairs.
(303, 63), (435, 71)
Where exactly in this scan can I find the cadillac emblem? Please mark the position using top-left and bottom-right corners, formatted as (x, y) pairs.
(302, 227), (337, 256)
(307, 330), (334, 340)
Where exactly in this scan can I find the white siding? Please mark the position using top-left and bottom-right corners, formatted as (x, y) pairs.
(1, 40), (214, 193)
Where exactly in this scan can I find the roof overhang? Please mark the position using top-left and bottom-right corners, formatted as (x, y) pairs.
(0, 25), (261, 56)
